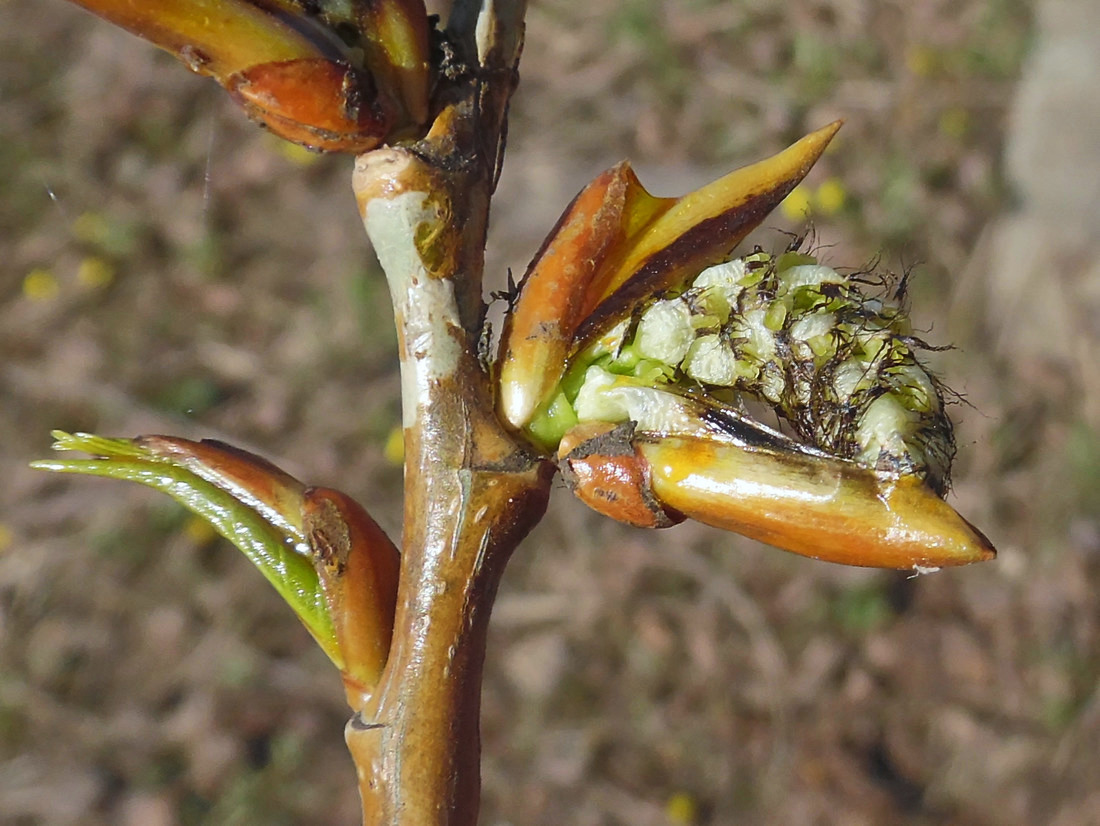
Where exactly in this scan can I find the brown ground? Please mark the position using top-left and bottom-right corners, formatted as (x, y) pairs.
(4, 1), (1099, 824)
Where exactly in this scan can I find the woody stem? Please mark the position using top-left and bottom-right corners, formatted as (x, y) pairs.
(346, 3), (550, 824)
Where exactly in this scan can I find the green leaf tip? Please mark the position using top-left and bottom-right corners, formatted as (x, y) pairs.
(32, 430), (340, 667)
(40, 430), (152, 460)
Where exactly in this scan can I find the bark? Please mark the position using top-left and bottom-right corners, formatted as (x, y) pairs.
(345, 3), (549, 823)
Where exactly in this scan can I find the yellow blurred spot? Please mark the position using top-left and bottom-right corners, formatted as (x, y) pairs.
(665, 792), (698, 824)
(184, 516), (218, 545)
(76, 256), (115, 289)
(780, 185), (813, 221)
(938, 106), (971, 140)
(0, 523), (13, 554)
(23, 268), (59, 302)
(905, 44), (938, 78)
(275, 138), (322, 167)
(72, 211), (110, 245)
(814, 177), (847, 215)
(383, 426), (405, 466)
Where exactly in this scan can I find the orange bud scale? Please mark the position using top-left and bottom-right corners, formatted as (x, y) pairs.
(574, 122), (842, 348)
(498, 167), (632, 429)
(557, 423), (683, 529)
(302, 487), (400, 704)
(638, 435), (995, 569)
(229, 59), (394, 152)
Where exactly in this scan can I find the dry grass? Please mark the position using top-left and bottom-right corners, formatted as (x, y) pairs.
(6, 1), (1100, 825)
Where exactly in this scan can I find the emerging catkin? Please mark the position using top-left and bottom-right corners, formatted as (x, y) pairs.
(572, 250), (956, 494)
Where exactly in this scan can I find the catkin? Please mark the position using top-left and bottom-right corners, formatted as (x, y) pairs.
(577, 251), (956, 494)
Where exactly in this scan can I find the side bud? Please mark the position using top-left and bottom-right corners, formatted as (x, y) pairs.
(356, 0), (433, 127)
(65, 0), (430, 152)
(33, 432), (400, 704)
(302, 487), (400, 709)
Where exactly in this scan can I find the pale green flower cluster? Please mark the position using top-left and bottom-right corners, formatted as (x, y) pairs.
(569, 251), (955, 494)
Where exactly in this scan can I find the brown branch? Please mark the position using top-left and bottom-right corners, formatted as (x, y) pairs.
(346, 2), (548, 823)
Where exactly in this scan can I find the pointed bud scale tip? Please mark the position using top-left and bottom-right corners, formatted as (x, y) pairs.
(575, 121), (843, 347)
(637, 435), (995, 570)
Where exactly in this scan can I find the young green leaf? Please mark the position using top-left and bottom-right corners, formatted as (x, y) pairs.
(32, 431), (341, 667)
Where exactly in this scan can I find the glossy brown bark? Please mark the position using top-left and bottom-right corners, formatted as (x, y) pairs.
(346, 4), (547, 822)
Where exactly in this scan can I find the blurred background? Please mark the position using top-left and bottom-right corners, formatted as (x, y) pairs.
(2, 0), (1098, 823)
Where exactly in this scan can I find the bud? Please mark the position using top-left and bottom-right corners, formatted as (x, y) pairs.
(303, 487), (400, 706)
(33, 432), (400, 701)
(66, 0), (433, 152)
(496, 119), (997, 569)
(228, 59), (397, 153)
(355, 0), (433, 127)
